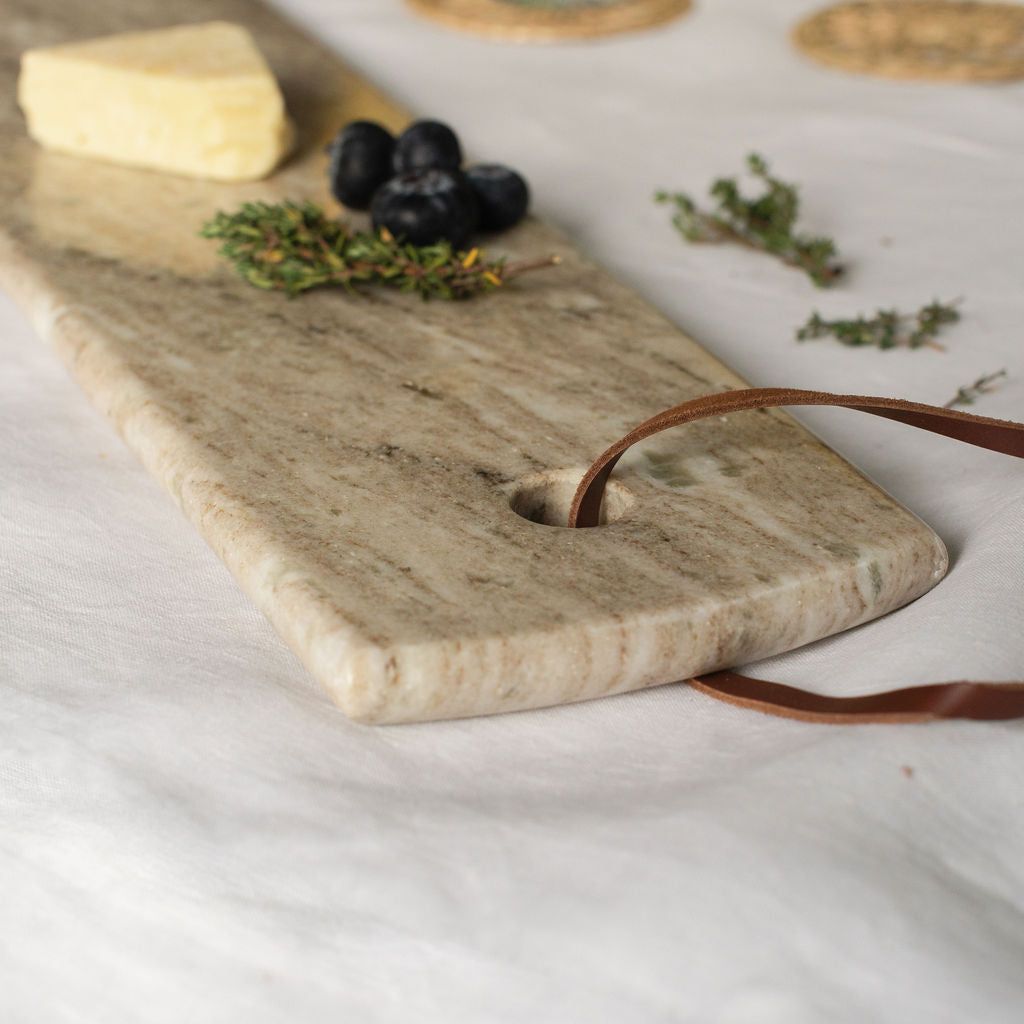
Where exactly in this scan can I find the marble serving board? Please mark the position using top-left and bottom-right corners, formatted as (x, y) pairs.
(0, 0), (947, 723)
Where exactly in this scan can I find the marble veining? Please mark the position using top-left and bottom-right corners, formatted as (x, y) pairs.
(0, 0), (947, 722)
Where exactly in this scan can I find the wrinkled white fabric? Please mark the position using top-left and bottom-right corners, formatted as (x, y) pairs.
(2, 1), (1023, 1020)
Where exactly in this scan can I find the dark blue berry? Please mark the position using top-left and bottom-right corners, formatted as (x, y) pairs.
(392, 120), (463, 175)
(465, 164), (530, 232)
(371, 169), (479, 249)
(326, 120), (395, 210)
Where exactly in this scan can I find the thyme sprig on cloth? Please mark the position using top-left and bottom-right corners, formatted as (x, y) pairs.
(656, 154), (841, 287)
(796, 300), (961, 350)
(944, 370), (1007, 408)
(200, 201), (559, 300)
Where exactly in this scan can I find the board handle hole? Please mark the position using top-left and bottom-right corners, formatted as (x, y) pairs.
(506, 470), (634, 528)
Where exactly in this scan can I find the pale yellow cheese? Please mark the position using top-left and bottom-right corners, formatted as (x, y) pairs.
(18, 22), (294, 182)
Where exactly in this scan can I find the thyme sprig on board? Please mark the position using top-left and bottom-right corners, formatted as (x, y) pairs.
(656, 154), (841, 287)
(200, 201), (559, 300)
(796, 300), (961, 350)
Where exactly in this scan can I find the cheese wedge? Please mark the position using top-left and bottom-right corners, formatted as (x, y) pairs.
(18, 21), (293, 182)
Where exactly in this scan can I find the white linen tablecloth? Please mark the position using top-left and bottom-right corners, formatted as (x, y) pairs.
(2, 1), (1023, 1020)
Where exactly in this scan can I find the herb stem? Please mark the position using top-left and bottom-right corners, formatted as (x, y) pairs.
(501, 254), (563, 280)
(700, 218), (842, 285)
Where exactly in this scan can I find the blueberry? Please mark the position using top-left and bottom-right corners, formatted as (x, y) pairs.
(326, 120), (395, 210)
(371, 169), (480, 249)
(392, 120), (463, 175)
(465, 164), (530, 232)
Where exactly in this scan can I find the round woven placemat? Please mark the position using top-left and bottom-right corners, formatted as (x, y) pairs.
(793, 1), (1024, 81)
(404, 0), (692, 42)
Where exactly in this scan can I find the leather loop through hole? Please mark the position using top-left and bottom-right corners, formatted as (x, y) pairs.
(507, 470), (634, 528)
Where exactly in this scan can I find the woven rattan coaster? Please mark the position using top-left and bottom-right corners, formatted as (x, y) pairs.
(793, 1), (1024, 81)
(405, 0), (692, 42)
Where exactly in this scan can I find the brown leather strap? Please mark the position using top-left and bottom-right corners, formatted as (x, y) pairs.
(689, 672), (1024, 724)
(570, 388), (1024, 529)
(569, 387), (1024, 724)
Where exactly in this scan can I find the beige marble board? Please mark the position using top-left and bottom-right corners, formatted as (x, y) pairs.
(0, 0), (947, 723)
